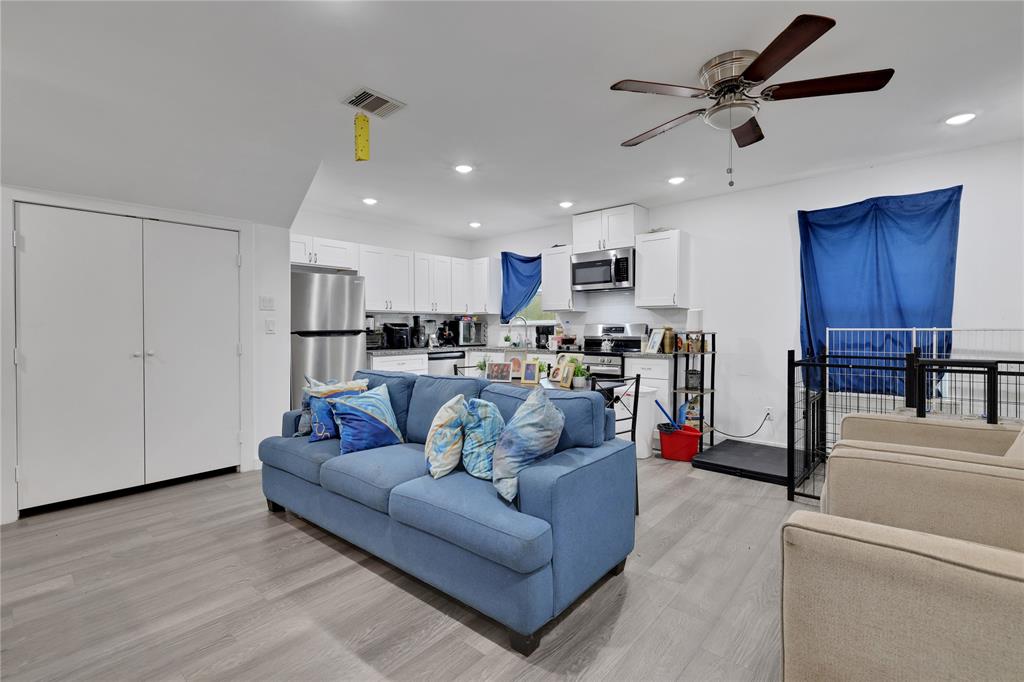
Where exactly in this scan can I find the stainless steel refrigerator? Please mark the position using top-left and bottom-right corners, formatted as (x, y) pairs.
(291, 271), (367, 408)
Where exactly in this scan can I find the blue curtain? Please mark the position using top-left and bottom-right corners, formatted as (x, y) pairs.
(799, 185), (962, 393)
(500, 252), (541, 323)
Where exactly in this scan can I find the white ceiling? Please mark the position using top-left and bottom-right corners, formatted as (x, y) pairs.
(3, 2), (1022, 235)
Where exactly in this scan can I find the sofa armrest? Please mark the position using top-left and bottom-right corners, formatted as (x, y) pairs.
(782, 510), (1024, 681)
(282, 409), (303, 438)
(518, 438), (636, 614)
(839, 413), (1020, 456)
(825, 446), (1024, 552)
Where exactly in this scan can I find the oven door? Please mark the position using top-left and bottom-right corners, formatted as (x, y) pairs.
(571, 248), (633, 291)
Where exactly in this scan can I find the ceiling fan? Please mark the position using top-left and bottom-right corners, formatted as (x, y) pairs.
(611, 14), (895, 148)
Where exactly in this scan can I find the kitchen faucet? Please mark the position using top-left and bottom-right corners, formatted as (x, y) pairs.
(510, 315), (530, 348)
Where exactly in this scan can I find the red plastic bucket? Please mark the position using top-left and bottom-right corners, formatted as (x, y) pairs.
(658, 424), (701, 461)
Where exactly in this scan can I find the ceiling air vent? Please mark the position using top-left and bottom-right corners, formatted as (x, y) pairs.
(345, 88), (405, 118)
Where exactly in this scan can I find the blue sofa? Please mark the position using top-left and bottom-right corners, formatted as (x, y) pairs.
(258, 371), (637, 655)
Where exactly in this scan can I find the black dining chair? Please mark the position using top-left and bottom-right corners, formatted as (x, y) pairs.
(591, 374), (642, 516)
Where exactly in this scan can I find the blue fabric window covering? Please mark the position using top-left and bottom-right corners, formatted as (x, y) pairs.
(500, 252), (541, 323)
(799, 186), (962, 394)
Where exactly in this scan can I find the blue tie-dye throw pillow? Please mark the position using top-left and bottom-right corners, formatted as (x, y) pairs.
(307, 379), (369, 442)
(492, 388), (565, 502)
(461, 398), (505, 480)
(425, 394), (468, 479)
(329, 384), (404, 454)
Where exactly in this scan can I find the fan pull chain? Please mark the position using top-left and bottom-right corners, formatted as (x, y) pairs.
(726, 107), (735, 187)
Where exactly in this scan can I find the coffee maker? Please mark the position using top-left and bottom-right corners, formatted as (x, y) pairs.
(410, 315), (427, 349)
(535, 324), (555, 350)
(382, 323), (410, 349)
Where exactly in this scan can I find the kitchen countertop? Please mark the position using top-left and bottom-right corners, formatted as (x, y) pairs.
(366, 346), (556, 357)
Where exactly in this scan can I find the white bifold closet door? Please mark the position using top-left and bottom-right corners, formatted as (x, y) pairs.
(15, 204), (146, 508)
(142, 220), (240, 483)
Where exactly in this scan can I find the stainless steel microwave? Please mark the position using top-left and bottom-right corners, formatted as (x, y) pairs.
(570, 247), (634, 291)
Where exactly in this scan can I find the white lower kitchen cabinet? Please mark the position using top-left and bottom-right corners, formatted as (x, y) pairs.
(635, 229), (690, 308)
(541, 246), (583, 311)
(625, 357), (673, 450)
(466, 350), (499, 378)
(370, 353), (429, 375)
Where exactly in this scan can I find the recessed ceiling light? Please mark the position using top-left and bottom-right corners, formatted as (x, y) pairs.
(362, 197), (377, 205)
(944, 113), (976, 126)
(668, 176), (686, 185)
(469, 222), (481, 229)
(559, 201), (574, 209)
(454, 164), (474, 174)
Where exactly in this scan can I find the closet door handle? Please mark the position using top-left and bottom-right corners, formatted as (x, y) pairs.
(132, 351), (142, 358)
(146, 350), (156, 357)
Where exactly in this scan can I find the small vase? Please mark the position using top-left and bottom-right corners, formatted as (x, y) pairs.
(572, 376), (588, 389)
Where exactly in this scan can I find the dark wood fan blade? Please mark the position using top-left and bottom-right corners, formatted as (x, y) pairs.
(611, 79), (708, 98)
(732, 117), (764, 148)
(621, 109), (705, 147)
(741, 14), (836, 83)
(761, 69), (895, 100)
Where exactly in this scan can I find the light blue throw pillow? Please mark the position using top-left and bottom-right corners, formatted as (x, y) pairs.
(462, 398), (505, 480)
(329, 384), (404, 454)
(425, 394), (467, 479)
(492, 388), (565, 502)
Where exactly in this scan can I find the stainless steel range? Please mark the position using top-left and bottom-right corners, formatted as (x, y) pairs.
(582, 323), (648, 378)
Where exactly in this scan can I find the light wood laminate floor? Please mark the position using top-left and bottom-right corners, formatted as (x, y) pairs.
(2, 458), (805, 681)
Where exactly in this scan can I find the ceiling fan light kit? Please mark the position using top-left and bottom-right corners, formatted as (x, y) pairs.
(611, 14), (895, 155)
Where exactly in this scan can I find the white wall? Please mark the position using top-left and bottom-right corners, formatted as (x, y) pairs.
(292, 204), (473, 258)
(648, 139), (1023, 446)
(1, 186), (290, 523)
(251, 225), (291, 462)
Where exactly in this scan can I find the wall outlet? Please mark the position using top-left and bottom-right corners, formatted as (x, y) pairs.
(765, 406), (774, 421)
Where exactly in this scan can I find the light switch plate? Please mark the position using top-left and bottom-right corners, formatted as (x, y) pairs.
(265, 318), (277, 334)
(259, 296), (275, 311)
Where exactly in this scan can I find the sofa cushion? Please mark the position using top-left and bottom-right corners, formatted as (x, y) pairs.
(481, 384), (605, 452)
(258, 436), (339, 484)
(353, 370), (418, 438)
(319, 442), (426, 513)
(329, 384), (404, 454)
(389, 473), (553, 574)
(406, 375), (487, 444)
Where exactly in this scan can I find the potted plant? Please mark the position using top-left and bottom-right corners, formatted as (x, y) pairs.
(476, 356), (489, 373)
(569, 358), (589, 388)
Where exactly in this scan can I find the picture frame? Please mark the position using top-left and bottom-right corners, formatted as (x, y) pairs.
(520, 360), (540, 385)
(559, 363), (575, 388)
(485, 361), (512, 383)
(646, 328), (665, 354)
(506, 351), (526, 379)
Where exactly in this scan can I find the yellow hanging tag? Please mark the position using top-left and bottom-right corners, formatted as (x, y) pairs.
(354, 113), (370, 162)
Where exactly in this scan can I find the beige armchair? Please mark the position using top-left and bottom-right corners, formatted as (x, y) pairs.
(782, 414), (1024, 681)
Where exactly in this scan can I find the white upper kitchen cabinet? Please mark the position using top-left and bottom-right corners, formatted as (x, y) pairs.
(469, 256), (501, 314)
(291, 233), (359, 269)
(414, 252), (433, 313)
(432, 255), (453, 313)
(388, 249), (415, 312)
(571, 204), (649, 253)
(541, 246), (583, 311)
(635, 229), (691, 308)
(289, 233), (314, 264)
(360, 244), (414, 311)
(415, 253), (452, 313)
(312, 237), (359, 269)
(570, 212), (603, 253)
(451, 257), (470, 314)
